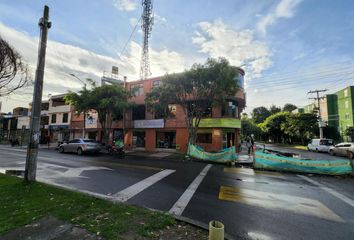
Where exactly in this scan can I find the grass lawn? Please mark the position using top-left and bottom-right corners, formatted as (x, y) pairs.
(0, 173), (184, 239)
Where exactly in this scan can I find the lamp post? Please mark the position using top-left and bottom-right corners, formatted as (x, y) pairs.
(69, 73), (87, 139)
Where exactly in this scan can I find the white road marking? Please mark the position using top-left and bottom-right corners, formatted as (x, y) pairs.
(298, 175), (354, 208)
(0, 147), (27, 152)
(112, 169), (176, 202)
(169, 164), (212, 216)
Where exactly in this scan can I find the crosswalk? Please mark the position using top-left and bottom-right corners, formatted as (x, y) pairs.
(1, 147), (354, 225)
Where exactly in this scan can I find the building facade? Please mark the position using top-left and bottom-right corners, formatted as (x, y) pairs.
(298, 86), (354, 140)
(112, 69), (246, 153)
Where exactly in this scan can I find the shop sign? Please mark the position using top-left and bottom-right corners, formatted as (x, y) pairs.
(49, 125), (69, 130)
(134, 119), (164, 128)
(85, 111), (98, 129)
(195, 118), (241, 128)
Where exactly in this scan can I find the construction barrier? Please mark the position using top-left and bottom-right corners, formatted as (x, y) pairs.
(254, 150), (353, 175)
(188, 143), (236, 163)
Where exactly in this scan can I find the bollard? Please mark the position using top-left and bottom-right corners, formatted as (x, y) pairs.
(209, 220), (224, 240)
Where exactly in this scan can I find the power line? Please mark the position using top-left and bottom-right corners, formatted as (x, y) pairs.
(119, 16), (142, 58)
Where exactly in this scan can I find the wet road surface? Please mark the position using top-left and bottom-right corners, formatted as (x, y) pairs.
(0, 146), (354, 240)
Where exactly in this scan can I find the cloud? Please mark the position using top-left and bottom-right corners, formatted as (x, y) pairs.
(192, 19), (272, 84)
(113, 0), (138, 12)
(257, 0), (302, 35)
(0, 22), (187, 112)
(154, 14), (167, 24)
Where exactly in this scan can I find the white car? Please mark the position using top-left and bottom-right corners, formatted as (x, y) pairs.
(307, 139), (334, 153)
(329, 142), (354, 158)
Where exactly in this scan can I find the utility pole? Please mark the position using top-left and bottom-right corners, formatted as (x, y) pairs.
(308, 89), (327, 139)
(25, 5), (51, 182)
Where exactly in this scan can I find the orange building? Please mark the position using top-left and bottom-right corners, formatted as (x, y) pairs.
(68, 69), (246, 153)
(113, 68), (246, 153)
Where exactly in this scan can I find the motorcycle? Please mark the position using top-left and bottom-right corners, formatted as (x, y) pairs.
(107, 144), (125, 158)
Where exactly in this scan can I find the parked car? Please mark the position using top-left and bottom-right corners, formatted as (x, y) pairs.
(329, 142), (354, 159)
(58, 138), (101, 155)
(307, 139), (333, 152)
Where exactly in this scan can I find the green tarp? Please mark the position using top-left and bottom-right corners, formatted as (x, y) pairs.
(188, 143), (237, 163)
(254, 150), (353, 175)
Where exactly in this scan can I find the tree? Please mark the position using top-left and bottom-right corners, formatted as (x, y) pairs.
(269, 105), (281, 115)
(0, 36), (31, 96)
(281, 113), (318, 144)
(251, 106), (271, 124)
(241, 115), (261, 140)
(146, 57), (240, 145)
(345, 127), (354, 141)
(259, 112), (290, 143)
(282, 103), (297, 112)
(65, 84), (132, 143)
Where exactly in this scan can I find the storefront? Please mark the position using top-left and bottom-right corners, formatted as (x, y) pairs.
(156, 130), (176, 149)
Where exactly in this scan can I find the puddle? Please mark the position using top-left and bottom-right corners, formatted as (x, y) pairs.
(236, 178), (269, 184)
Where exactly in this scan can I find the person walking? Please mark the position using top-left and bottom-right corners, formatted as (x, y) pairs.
(246, 137), (252, 155)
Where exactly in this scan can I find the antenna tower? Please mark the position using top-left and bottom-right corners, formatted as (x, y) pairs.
(140, 0), (154, 80)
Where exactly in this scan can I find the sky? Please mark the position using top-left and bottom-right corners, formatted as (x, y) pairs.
(0, 0), (354, 113)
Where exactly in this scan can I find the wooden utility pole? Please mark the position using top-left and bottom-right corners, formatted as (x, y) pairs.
(308, 89), (327, 139)
(25, 5), (51, 182)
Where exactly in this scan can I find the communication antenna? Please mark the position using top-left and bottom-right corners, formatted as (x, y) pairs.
(140, 0), (154, 80)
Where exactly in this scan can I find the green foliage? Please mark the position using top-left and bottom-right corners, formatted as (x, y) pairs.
(65, 84), (132, 142)
(281, 113), (318, 144)
(282, 103), (297, 112)
(241, 117), (261, 140)
(259, 112), (290, 143)
(269, 105), (281, 115)
(0, 174), (175, 239)
(146, 57), (240, 144)
(345, 127), (354, 138)
(251, 106), (271, 124)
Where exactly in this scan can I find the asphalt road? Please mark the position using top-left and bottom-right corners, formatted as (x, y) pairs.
(1, 146), (354, 240)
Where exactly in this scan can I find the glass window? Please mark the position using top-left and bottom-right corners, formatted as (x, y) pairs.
(235, 71), (244, 89)
(131, 84), (144, 96)
(83, 139), (96, 143)
(196, 133), (212, 144)
(222, 101), (237, 117)
(62, 113), (68, 123)
(51, 114), (56, 123)
(153, 80), (161, 88)
(344, 89), (348, 97)
(132, 105), (146, 120)
(345, 113), (350, 120)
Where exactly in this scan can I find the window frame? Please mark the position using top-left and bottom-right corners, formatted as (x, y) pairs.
(51, 114), (57, 123)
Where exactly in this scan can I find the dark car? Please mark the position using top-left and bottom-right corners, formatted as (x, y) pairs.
(58, 138), (101, 155)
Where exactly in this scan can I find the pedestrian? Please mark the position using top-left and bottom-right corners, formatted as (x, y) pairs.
(250, 135), (255, 153)
(246, 137), (252, 155)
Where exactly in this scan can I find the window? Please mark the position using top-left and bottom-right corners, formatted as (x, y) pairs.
(62, 113), (68, 123)
(344, 89), (348, 97)
(345, 113), (350, 120)
(153, 80), (161, 88)
(196, 133), (212, 144)
(345, 100), (349, 109)
(131, 84), (144, 96)
(132, 105), (146, 120)
(168, 104), (177, 118)
(222, 101), (237, 117)
(51, 114), (56, 123)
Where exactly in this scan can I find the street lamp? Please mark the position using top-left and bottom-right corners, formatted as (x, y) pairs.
(69, 73), (86, 139)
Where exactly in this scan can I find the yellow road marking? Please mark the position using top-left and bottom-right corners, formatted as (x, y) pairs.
(224, 168), (284, 178)
(218, 186), (343, 222)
